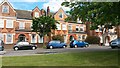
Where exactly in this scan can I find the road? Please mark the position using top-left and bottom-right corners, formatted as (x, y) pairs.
(0, 45), (119, 57)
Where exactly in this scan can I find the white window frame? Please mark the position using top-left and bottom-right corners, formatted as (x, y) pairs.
(6, 20), (13, 28)
(19, 22), (25, 29)
(38, 35), (43, 43)
(2, 5), (9, 13)
(6, 34), (13, 44)
(35, 12), (39, 18)
(31, 34), (37, 43)
(56, 23), (61, 30)
(62, 24), (67, 30)
(0, 19), (4, 28)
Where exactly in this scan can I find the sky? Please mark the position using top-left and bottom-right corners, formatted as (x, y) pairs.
(0, 0), (71, 12)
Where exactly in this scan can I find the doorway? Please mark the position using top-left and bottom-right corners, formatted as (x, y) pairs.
(18, 34), (26, 42)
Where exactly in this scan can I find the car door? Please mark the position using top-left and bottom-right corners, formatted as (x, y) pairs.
(55, 41), (60, 47)
(51, 41), (57, 47)
(23, 42), (31, 49)
(78, 41), (84, 47)
(17, 42), (25, 49)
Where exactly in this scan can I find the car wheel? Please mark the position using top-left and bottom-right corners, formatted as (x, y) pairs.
(50, 46), (53, 49)
(32, 47), (36, 50)
(74, 45), (78, 48)
(111, 46), (115, 49)
(14, 47), (18, 51)
(85, 44), (89, 47)
(63, 45), (66, 48)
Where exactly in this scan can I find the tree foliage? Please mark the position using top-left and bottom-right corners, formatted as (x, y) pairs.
(85, 36), (100, 44)
(52, 35), (64, 42)
(62, 2), (120, 30)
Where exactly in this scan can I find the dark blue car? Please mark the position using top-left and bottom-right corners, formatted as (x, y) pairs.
(47, 40), (67, 49)
(70, 40), (89, 48)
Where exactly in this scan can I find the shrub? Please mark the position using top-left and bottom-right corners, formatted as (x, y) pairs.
(85, 36), (100, 44)
(52, 35), (64, 42)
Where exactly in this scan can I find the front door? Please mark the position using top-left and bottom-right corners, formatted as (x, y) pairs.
(18, 34), (26, 42)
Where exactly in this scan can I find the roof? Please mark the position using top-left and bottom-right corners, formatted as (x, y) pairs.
(15, 9), (32, 20)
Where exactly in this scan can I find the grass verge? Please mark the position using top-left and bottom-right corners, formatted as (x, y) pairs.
(2, 50), (119, 66)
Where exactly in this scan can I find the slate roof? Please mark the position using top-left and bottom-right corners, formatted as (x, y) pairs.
(15, 9), (32, 20)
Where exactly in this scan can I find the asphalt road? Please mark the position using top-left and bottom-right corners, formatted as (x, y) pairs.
(0, 45), (119, 57)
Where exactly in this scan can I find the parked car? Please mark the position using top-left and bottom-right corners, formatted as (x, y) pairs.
(0, 40), (4, 51)
(110, 38), (120, 49)
(70, 40), (89, 48)
(13, 41), (37, 51)
(47, 40), (67, 49)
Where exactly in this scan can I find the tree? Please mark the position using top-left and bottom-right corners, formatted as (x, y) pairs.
(62, 1), (120, 45)
(32, 15), (57, 46)
(62, 2), (120, 33)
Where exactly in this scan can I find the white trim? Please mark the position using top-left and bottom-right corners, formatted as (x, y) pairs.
(0, 16), (16, 19)
(17, 19), (32, 21)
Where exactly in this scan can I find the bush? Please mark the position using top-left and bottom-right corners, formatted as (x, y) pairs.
(85, 36), (100, 44)
(52, 35), (64, 42)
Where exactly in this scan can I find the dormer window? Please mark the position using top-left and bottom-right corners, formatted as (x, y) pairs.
(59, 13), (63, 18)
(35, 12), (39, 18)
(2, 5), (9, 13)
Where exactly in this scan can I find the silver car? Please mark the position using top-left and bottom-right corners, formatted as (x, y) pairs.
(13, 41), (37, 51)
(110, 38), (120, 49)
(0, 40), (4, 51)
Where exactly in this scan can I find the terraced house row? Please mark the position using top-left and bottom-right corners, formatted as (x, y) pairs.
(0, 0), (118, 48)
(0, 0), (87, 48)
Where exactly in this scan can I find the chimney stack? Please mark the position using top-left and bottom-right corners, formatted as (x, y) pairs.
(47, 6), (50, 16)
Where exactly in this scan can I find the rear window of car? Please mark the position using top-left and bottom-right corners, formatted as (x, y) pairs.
(50, 41), (60, 43)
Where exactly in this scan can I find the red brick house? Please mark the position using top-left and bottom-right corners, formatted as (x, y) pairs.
(0, 0), (87, 49)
